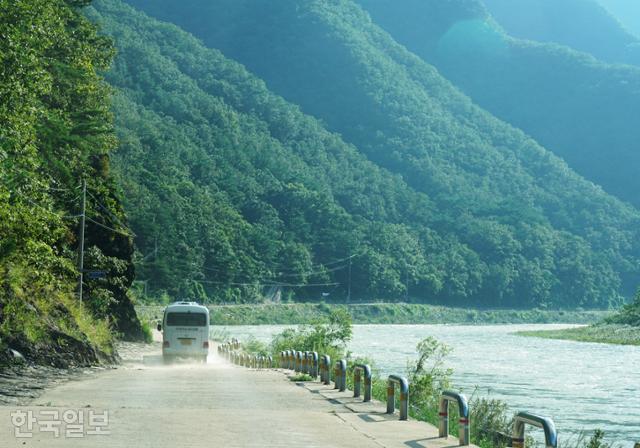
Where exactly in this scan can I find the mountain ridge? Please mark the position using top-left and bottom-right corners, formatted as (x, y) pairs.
(88, 0), (640, 308)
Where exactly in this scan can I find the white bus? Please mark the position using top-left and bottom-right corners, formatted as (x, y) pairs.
(158, 301), (210, 363)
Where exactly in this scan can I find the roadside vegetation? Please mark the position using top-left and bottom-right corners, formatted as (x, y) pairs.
(236, 310), (610, 447)
(518, 290), (640, 346)
(0, 0), (144, 370)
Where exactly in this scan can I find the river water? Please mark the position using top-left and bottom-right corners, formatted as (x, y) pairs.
(211, 324), (640, 445)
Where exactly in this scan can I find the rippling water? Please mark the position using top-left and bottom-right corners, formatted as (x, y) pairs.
(212, 324), (640, 444)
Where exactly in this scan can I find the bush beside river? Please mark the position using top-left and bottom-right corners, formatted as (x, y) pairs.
(517, 324), (640, 346)
(518, 291), (640, 346)
(233, 309), (615, 448)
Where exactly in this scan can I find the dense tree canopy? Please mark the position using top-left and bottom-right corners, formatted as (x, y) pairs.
(0, 0), (142, 362)
(89, 0), (640, 308)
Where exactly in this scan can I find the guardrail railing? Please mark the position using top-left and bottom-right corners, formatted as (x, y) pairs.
(320, 355), (331, 385)
(285, 350), (292, 370)
(333, 359), (347, 392)
(308, 352), (319, 378)
(295, 351), (303, 373)
(221, 344), (570, 448)
(439, 390), (470, 445)
(387, 375), (409, 420)
(512, 412), (557, 448)
(353, 364), (372, 402)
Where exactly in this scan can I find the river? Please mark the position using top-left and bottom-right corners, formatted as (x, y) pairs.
(211, 324), (640, 445)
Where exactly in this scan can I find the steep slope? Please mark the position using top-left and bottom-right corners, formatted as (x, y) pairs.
(96, 0), (640, 308)
(0, 0), (142, 367)
(89, 0), (473, 305)
(352, 0), (640, 210)
(483, 0), (640, 65)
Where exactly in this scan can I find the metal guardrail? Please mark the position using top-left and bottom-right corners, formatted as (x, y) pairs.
(512, 412), (558, 448)
(353, 364), (372, 402)
(387, 375), (409, 421)
(439, 391), (470, 445)
(320, 355), (331, 385)
(308, 352), (319, 378)
(222, 345), (567, 448)
(333, 359), (347, 392)
(290, 350), (296, 370)
(295, 351), (303, 373)
(305, 351), (312, 374)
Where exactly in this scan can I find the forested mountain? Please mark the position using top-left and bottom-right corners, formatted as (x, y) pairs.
(88, 0), (455, 305)
(90, 0), (640, 308)
(0, 0), (142, 366)
(348, 0), (640, 209)
(483, 0), (640, 65)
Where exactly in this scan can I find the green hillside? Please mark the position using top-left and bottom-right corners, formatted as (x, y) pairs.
(483, 0), (640, 65)
(351, 0), (640, 210)
(88, 0), (465, 304)
(0, 0), (142, 367)
(91, 0), (640, 308)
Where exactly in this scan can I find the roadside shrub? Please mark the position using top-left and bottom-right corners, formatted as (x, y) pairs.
(270, 308), (352, 361)
(407, 336), (454, 424)
(140, 321), (153, 343)
(242, 337), (270, 356)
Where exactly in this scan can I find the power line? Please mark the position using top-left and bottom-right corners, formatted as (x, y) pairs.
(87, 191), (136, 237)
(197, 279), (340, 288)
(6, 191), (67, 220)
(78, 180), (86, 302)
(267, 263), (350, 279)
(86, 216), (134, 237)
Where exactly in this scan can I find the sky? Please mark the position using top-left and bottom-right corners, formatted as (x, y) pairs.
(598, 0), (640, 37)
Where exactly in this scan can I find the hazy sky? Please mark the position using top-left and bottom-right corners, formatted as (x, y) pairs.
(598, 0), (640, 37)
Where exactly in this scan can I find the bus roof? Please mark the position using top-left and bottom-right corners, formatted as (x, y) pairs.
(165, 301), (209, 313)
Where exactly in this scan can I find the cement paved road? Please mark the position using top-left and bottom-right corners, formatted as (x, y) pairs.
(0, 342), (473, 448)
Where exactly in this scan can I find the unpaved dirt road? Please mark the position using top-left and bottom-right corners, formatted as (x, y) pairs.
(0, 341), (471, 448)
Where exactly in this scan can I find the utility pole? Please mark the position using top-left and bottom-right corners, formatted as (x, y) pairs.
(78, 179), (87, 302)
(404, 268), (409, 302)
(347, 258), (352, 303)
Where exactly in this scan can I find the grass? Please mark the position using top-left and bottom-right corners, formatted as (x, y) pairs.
(517, 324), (640, 346)
(140, 321), (154, 343)
(289, 373), (314, 382)
(136, 302), (609, 326)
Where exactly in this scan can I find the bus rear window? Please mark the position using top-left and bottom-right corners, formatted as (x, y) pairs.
(166, 312), (207, 327)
